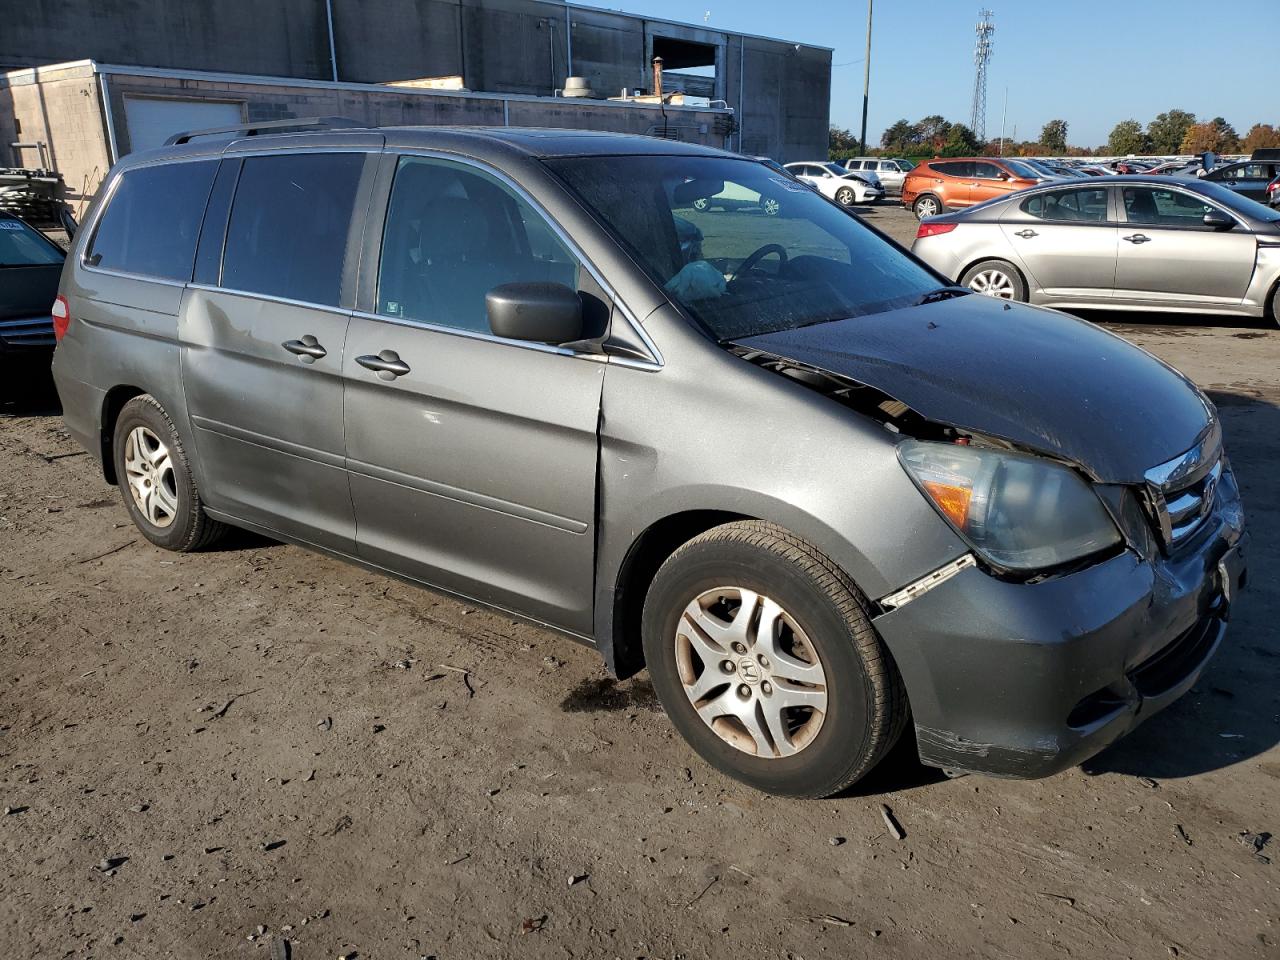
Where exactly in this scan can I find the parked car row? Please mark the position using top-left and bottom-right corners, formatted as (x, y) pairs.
(45, 123), (1248, 797)
(911, 175), (1280, 323)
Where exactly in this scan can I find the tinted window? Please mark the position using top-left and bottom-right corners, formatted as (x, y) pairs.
(86, 161), (216, 280)
(0, 217), (64, 266)
(547, 155), (939, 341)
(377, 156), (579, 333)
(933, 162), (973, 178)
(1022, 187), (1109, 222)
(1122, 187), (1218, 227)
(1003, 160), (1041, 180)
(222, 153), (364, 306)
(973, 161), (1004, 179)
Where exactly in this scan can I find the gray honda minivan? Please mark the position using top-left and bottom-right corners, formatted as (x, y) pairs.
(52, 122), (1248, 797)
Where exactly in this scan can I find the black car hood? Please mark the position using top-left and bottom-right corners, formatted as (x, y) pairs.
(734, 295), (1212, 484)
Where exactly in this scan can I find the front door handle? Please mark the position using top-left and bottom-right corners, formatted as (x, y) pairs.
(1122, 233), (1152, 244)
(282, 335), (327, 363)
(1014, 229), (1039, 239)
(356, 350), (411, 381)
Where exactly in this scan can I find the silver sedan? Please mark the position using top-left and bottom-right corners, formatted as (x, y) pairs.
(911, 176), (1280, 323)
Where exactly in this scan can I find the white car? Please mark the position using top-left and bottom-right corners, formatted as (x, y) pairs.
(784, 162), (884, 206)
(692, 180), (783, 216)
(844, 157), (911, 194)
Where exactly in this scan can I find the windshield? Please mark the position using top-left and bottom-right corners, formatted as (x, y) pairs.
(545, 155), (940, 340)
(1004, 160), (1042, 179)
(1192, 179), (1280, 222)
(0, 217), (64, 267)
(895, 159), (916, 171)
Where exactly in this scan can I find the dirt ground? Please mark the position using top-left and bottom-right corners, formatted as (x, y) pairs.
(2, 205), (1278, 959)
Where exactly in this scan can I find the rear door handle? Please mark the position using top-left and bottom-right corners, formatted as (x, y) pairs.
(1014, 229), (1039, 239)
(1122, 233), (1152, 244)
(282, 335), (327, 363)
(356, 349), (411, 381)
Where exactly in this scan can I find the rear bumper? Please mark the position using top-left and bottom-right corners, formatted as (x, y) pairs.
(875, 473), (1248, 779)
(50, 368), (105, 466)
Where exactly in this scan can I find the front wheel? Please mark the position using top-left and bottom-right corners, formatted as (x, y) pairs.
(642, 521), (908, 798)
(835, 187), (856, 207)
(960, 259), (1027, 301)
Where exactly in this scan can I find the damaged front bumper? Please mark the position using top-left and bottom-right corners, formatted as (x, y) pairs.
(873, 473), (1248, 779)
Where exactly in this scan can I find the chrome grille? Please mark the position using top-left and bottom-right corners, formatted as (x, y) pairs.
(1144, 422), (1223, 550)
(0, 315), (55, 347)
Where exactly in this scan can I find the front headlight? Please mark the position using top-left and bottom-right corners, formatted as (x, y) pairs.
(898, 440), (1121, 571)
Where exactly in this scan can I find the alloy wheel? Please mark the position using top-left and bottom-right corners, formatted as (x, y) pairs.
(915, 197), (939, 218)
(123, 425), (179, 528)
(836, 188), (854, 206)
(762, 197), (781, 216)
(674, 586), (828, 759)
(967, 268), (1017, 299)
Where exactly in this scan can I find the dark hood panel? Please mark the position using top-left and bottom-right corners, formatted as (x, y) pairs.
(735, 296), (1212, 483)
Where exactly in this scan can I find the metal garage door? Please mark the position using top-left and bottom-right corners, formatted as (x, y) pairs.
(122, 97), (245, 155)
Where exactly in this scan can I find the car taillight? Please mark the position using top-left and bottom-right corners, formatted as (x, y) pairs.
(1268, 178), (1280, 196)
(52, 295), (71, 341)
(916, 222), (958, 239)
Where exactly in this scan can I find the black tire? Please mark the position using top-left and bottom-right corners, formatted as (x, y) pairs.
(960, 258), (1028, 302)
(642, 521), (908, 798)
(913, 194), (943, 219)
(112, 394), (227, 552)
(835, 186), (856, 207)
(1269, 282), (1280, 329)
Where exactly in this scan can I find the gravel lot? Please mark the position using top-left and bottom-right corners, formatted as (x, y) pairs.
(1, 204), (1277, 959)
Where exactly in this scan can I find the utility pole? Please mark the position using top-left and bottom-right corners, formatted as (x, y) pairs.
(858, 0), (873, 154)
(999, 86), (1007, 155)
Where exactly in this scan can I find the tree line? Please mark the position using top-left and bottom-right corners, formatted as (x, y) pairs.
(830, 112), (1280, 160)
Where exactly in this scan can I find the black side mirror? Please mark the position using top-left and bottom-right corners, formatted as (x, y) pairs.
(58, 205), (78, 240)
(1202, 209), (1234, 230)
(486, 282), (583, 344)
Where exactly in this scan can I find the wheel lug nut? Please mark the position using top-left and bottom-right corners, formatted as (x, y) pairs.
(757, 654), (769, 667)
(721, 660), (735, 673)
(738, 684), (750, 697)
(732, 642), (746, 654)
(761, 681), (772, 695)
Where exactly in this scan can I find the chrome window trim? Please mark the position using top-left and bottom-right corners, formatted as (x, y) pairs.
(186, 282), (352, 317)
(349, 307), (602, 360)
(376, 148), (660, 371)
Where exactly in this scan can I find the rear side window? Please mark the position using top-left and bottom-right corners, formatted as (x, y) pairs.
(86, 161), (217, 281)
(221, 152), (365, 307)
(933, 161), (974, 178)
(1022, 187), (1109, 222)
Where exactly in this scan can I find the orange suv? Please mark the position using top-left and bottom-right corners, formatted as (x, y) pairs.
(902, 157), (1042, 219)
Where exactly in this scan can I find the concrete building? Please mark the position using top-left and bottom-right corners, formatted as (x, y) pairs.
(1, 0), (831, 209)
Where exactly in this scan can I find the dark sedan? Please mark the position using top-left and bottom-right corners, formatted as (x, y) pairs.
(0, 212), (65, 364)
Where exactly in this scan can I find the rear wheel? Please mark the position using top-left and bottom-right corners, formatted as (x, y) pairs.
(913, 194), (942, 219)
(961, 259), (1027, 301)
(112, 395), (227, 552)
(642, 521), (908, 798)
(1269, 282), (1280, 329)
(835, 186), (856, 207)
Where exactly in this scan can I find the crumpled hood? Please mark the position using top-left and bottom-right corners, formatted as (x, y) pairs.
(734, 295), (1213, 484)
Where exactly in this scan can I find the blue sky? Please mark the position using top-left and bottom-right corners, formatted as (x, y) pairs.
(578, 0), (1276, 148)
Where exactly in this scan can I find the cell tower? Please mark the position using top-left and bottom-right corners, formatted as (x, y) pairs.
(970, 9), (995, 141)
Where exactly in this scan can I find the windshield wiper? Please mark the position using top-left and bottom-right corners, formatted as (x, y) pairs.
(915, 287), (969, 306)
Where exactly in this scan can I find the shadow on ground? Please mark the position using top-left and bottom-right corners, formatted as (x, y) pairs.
(0, 362), (60, 416)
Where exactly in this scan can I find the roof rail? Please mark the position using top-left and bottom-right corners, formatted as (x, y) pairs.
(163, 116), (365, 146)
